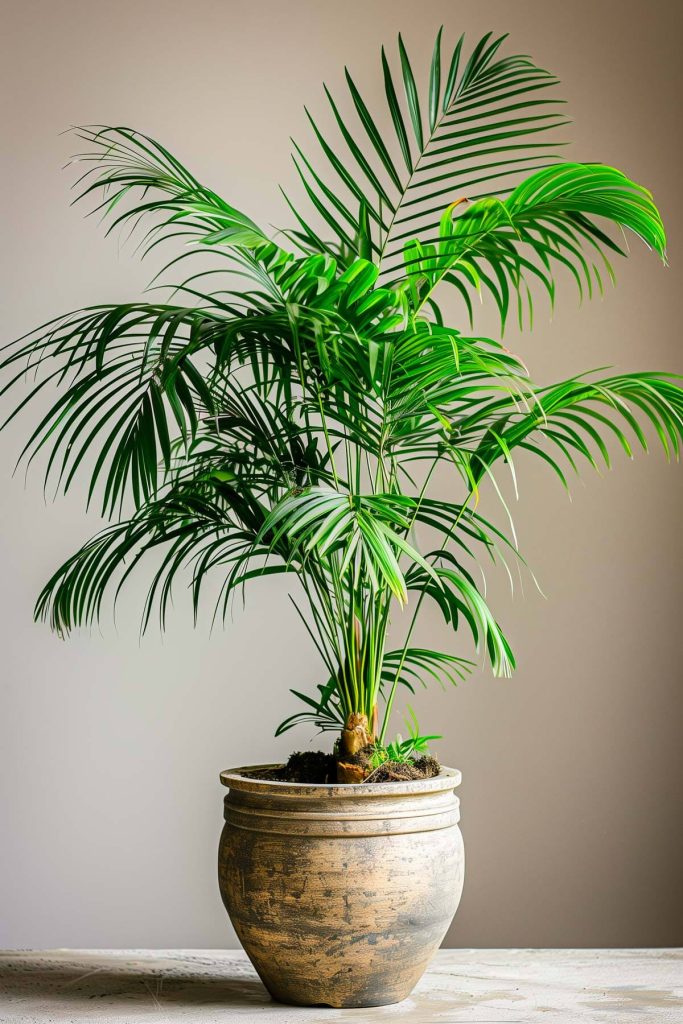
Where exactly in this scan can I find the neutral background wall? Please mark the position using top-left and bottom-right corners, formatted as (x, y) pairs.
(1, 0), (682, 950)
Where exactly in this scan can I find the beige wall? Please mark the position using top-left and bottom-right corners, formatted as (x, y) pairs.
(1, 0), (682, 949)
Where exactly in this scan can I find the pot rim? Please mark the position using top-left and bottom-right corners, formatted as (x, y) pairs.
(220, 763), (461, 798)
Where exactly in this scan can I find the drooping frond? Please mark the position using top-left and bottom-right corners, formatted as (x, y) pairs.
(256, 487), (441, 606)
(381, 648), (474, 691)
(34, 471), (299, 635)
(0, 303), (223, 514)
(406, 559), (515, 677)
(395, 163), (666, 321)
(69, 126), (270, 256)
(467, 372), (683, 488)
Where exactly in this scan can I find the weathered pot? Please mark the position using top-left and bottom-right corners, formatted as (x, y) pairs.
(218, 764), (464, 1008)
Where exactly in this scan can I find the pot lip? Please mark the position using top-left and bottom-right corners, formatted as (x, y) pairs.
(220, 763), (461, 798)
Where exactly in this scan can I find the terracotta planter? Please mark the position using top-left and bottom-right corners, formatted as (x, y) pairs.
(217, 764), (464, 1008)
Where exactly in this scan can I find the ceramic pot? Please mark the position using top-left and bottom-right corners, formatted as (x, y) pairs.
(217, 764), (464, 1008)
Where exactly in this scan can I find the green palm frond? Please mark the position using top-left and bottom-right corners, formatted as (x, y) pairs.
(70, 126), (270, 255)
(0, 303), (223, 514)
(468, 372), (683, 487)
(275, 676), (346, 736)
(381, 647), (474, 691)
(34, 471), (298, 635)
(406, 559), (515, 677)
(256, 486), (440, 605)
(396, 163), (666, 320)
(288, 30), (567, 272)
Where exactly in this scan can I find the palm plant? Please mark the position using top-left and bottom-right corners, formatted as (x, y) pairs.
(2, 29), (679, 781)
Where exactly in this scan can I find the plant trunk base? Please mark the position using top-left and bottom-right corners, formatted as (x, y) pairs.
(340, 712), (373, 755)
(336, 761), (368, 784)
(336, 712), (375, 783)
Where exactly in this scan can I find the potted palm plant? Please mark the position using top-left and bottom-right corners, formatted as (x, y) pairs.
(1, 26), (679, 1009)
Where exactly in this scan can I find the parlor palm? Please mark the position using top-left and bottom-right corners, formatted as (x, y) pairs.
(2, 30), (679, 775)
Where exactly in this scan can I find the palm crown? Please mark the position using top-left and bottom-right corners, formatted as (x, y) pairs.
(1, 29), (678, 766)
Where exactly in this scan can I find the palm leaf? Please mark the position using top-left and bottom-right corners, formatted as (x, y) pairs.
(69, 126), (270, 256)
(0, 304), (225, 515)
(257, 486), (440, 605)
(469, 372), (683, 485)
(287, 30), (568, 272)
(33, 470), (298, 634)
(406, 559), (515, 677)
(381, 647), (474, 691)
(393, 163), (666, 320)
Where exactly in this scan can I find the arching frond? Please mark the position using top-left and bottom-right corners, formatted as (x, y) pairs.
(468, 373), (683, 486)
(406, 560), (515, 677)
(394, 163), (666, 320)
(70, 126), (271, 255)
(34, 475), (298, 635)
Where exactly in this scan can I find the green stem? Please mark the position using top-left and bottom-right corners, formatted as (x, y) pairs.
(316, 387), (340, 490)
(378, 487), (477, 744)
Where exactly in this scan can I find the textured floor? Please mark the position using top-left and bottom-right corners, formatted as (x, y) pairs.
(0, 948), (681, 1023)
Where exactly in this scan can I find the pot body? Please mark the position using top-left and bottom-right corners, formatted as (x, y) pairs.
(218, 765), (464, 1008)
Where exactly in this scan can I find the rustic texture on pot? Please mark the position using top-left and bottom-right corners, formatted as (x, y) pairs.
(218, 765), (464, 1008)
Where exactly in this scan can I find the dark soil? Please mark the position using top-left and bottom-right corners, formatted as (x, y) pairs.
(242, 749), (440, 785)
(246, 750), (337, 784)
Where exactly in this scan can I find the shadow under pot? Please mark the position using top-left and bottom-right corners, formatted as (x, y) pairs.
(217, 765), (464, 1008)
